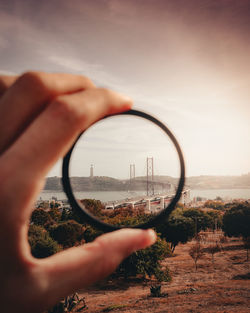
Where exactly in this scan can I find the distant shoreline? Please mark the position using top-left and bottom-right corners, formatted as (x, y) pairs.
(39, 188), (250, 202)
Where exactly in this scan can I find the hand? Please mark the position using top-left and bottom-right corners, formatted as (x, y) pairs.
(0, 72), (156, 313)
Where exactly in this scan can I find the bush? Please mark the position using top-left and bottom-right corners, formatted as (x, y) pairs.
(204, 200), (224, 210)
(206, 244), (221, 263)
(48, 207), (61, 222)
(189, 242), (204, 270)
(49, 220), (85, 248)
(83, 225), (104, 243)
(157, 214), (195, 252)
(183, 208), (214, 232)
(31, 208), (54, 229)
(115, 237), (172, 282)
(28, 225), (61, 258)
(222, 203), (250, 238)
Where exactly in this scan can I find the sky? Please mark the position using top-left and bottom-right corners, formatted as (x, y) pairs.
(0, 0), (249, 178)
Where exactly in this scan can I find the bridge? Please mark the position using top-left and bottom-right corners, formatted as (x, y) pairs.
(104, 189), (191, 213)
(128, 178), (172, 189)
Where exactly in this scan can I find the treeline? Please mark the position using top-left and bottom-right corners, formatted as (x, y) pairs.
(29, 200), (250, 282)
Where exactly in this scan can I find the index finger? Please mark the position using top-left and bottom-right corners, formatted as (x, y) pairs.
(0, 75), (18, 96)
(0, 72), (95, 154)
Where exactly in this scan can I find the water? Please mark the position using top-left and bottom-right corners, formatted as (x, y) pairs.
(38, 190), (148, 202)
(39, 188), (250, 202)
(190, 189), (250, 200)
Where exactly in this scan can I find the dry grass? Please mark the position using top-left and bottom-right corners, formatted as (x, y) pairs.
(77, 233), (250, 313)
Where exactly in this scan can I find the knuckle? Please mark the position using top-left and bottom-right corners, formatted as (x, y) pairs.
(78, 75), (95, 88)
(18, 71), (48, 93)
(50, 96), (86, 126)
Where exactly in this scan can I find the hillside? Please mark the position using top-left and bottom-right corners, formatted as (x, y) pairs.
(186, 173), (250, 189)
(44, 173), (250, 191)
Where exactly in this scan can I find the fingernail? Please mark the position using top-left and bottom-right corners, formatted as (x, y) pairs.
(135, 229), (157, 251)
(146, 229), (157, 246)
(119, 93), (133, 104)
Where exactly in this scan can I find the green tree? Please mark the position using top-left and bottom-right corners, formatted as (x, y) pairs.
(222, 203), (250, 259)
(49, 220), (85, 248)
(206, 210), (223, 230)
(222, 203), (250, 238)
(61, 208), (70, 221)
(28, 224), (61, 258)
(83, 225), (104, 243)
(157, 214), (195, 252)
(48, 207), (61, 222)
(115, 237), (172, 282)
(204, 200), (224, 210)
(31, 208), (54, 228)
(182, 208), (214, 232)
(80, 199), (104, 217)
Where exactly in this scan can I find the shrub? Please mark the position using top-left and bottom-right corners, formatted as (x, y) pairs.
(157, 214), (195, 252)
(222, 203), (250, 260)
(28, 224), (61, 258)
(31, 208), (54, 229)
(48, 207), (61, 222)
(115, 237), (172, 282)
(49, 220), (85, 248)
(206, 243), (221, 263)
(83, 225), (104, 243)
(183, 208), (214, 232)
(189, 242), (204, 270)
(222, 203), (250, 238)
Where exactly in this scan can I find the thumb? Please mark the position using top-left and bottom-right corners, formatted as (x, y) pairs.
(40, 228), (156, 305)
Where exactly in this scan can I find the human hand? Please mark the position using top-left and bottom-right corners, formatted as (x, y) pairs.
(0, 72), (156, 313)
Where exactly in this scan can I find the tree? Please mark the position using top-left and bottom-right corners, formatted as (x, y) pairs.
(222, 203), (250, 239)
(61, 208), (70, 221)
(83, 225), (104, 243)
(183, 208), (214, 232)
(206, 243), (221, 264)
(28, 224), (61, 258)
(31, 208), (54, 229)
(189, 242), (204, 270)
(157, 214), (195, 252)
(204, 200), (224, 210)
(223, 203), (250, 259)
(115, 237), (172, 282)
(243, 237), (250, 261)
(48, 207), (61, 222)
(49, 220), (85, 248)
(206, 210), (223, 230)
(80, 199), (104, 218)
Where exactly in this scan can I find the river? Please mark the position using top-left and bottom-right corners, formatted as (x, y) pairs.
(38, 188), (250, 202)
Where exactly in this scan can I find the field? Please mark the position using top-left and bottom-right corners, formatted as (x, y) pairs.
(77, 232), (249, 313)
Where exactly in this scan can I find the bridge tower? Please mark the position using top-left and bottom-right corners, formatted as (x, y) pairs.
(130, 164), (135, 182)
(147, 157), (154, 196)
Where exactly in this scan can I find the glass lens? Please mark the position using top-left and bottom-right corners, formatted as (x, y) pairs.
(69, 114), (180, 227)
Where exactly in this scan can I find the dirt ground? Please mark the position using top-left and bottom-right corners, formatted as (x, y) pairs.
(77, 232), (250, 313)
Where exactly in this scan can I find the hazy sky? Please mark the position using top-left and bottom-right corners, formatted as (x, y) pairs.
(0, 0), (249, 178)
